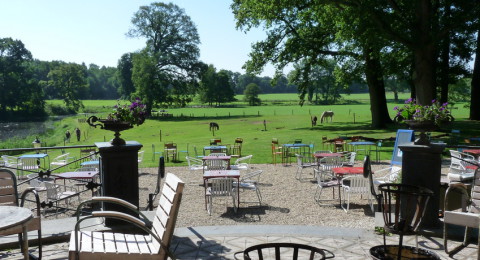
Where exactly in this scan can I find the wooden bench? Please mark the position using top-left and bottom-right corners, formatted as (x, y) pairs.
(68, 173), (184, 260)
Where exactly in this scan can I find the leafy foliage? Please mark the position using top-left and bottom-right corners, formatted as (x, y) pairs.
(244, 83), (261, 106)
(128, 2), (201, 110)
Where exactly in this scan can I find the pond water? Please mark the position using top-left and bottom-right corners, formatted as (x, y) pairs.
(0, 117), (64, 142)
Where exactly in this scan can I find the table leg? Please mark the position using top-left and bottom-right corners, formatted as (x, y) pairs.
(21, 225), (29, 260)
(204, 178), (208, 210)
(236, 176), (240, 208)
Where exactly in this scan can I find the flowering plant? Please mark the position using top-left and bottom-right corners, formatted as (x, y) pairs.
(107, 98), (147, 126)
(393, 98), (453, 126)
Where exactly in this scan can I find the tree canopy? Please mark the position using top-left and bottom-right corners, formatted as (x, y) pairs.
(128, 2), (201, 112)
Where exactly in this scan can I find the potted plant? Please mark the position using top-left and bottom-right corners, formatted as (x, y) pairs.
(87, 98), (147, 145)
(393, 99), (453, 145)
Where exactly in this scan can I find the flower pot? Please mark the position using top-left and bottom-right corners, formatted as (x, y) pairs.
(403, 120), (437, 145)
(87, 116), (133, 145)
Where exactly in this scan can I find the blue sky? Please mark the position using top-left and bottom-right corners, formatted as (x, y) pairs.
(0, 0), (278, 77)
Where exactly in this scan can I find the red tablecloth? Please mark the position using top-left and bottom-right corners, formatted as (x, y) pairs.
(332, 167), (364, 177)
(463, 149), (480, 156)
(313, 153), (343, 158)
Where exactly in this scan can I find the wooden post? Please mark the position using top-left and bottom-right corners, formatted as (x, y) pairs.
(159, 130), (162, 142)
(263, 120), (267, 131)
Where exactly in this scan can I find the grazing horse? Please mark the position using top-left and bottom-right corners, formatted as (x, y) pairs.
(320, 111), (334, 123)
(311, 116), (318, 127)
(209, 122), (219, 131)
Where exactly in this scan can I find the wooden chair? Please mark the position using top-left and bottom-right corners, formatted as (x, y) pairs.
(164, 142), (177, 162)
(271, 138), (283, 165)
(0, 169), (43, 259)
(68, 173), (185, 260)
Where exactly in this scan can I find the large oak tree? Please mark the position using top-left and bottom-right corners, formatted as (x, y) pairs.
(128, 2), (201, 112)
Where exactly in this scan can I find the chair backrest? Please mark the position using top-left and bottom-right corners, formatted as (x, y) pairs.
(235, 155), (253, 165)
(295, 153), (312, 166)
(186, 156), (202, 168)
(272, 138), (280, 145)
(343, 175), (370, 194)
(321, 156), (343, 171)
(21, 157), (39, 170)
(345, 152), (356, 166)
(364, 155), (379, 201)
(241, 170), (263, 183)
(204, 159), (227, 170)
(164, 142), (177, 150)
(44, 182), (59, 200)
(2, 155), (20, 167)
(209, 177), (235, 196)
(209, 153), (227, 156)
(469, 169), (480, 214)
(151, 173), (184, 257)
(138, 150), (145, 163)
(0, 169), (18, 206)
(240, 242), (335, 260)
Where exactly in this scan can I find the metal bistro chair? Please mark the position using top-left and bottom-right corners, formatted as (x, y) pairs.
(370, 183), (438, 260)
(234, 243), (335, 260)
(206, 177), (238, 215)
(443, 167), (480, 258)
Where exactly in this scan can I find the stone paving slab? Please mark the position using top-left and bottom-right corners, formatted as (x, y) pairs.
(1, 225), (478, 259)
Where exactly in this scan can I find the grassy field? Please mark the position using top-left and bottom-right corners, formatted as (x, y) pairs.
(21, 93), (476, 169)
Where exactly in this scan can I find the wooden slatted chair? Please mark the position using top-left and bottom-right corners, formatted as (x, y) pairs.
(68, 173), (184, 260)
(0, 169), (43, 259)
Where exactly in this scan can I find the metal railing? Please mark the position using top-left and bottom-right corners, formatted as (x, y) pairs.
(1, 145), (101, 217)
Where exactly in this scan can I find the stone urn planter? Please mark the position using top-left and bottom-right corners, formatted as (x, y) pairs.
(87, 116), (133, 145)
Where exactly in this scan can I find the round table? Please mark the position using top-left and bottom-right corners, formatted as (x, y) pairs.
(0, 206), (33, 259)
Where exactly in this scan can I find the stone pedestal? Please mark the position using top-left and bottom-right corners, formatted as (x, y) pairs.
(399, 142), (445, 228)
(96, 141), (142, 227)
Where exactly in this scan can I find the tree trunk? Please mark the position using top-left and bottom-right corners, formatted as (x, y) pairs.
(439, 2), (451, 104)
(364, 48), (392, 129)
(412, 0), (437, 105)
(470, 30), (480, 120)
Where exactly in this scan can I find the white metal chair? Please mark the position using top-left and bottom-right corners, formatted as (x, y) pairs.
(19, 157), (40, 178)
(193, 145), (204, 159)
(44, 182), (79, 216)
(343, 152), (357, 167)
(186, 156), (204, 173)
(206, 177), (237, 215)
(314, 168), (339, 205)
(295, 153), (316, 181)
(1, 155), (21, 172)
(230, 155), (253, 171)
(340, 175), (373, 212)
(138, 150), (145, 166)
(234, 170), (263, 206)
(50, 153), (70, 169)
(443, 168), (480, 258)
(448, 150), (477, 182)
(319, 156), (343, 178)
(372, 165), (401, 186)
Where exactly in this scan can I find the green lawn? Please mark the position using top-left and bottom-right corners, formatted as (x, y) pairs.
(13, 93), (478, 168)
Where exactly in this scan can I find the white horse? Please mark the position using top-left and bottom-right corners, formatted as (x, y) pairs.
(320, 111), (334, 123)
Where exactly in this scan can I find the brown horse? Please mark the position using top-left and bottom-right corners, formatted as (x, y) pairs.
(311, 116), (318, 127)
(209, 122), (219, 131)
